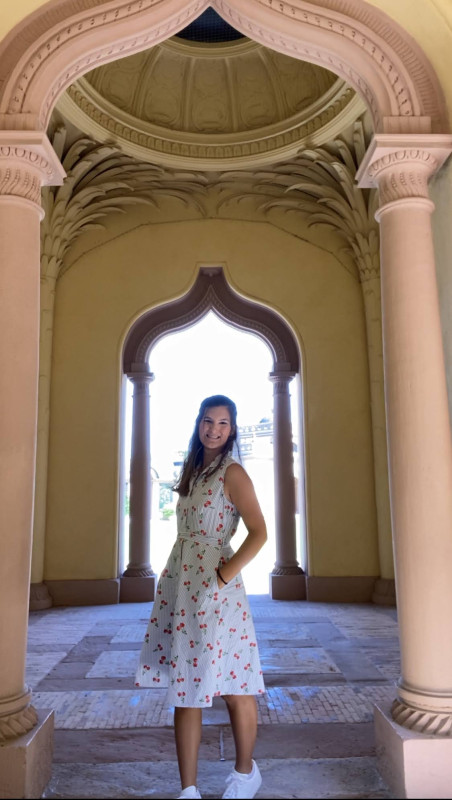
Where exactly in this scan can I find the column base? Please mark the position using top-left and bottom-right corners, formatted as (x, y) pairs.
(372, 578), (396, 606)
(120, 575), (156, 602)
(269, 572), (306, 600)
(374, 701), (452, 798)
(0, 708), (54, 799)
(29, 582), (52, 611)
(45, 578), (119, 606)
(306, 575), (376, 602)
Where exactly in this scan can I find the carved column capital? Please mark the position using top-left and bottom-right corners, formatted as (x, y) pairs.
(126, 365), (155, 394)
(356, 133), (452, 211)
(0, 131), (65, 213)
(269, 371), (296, 393)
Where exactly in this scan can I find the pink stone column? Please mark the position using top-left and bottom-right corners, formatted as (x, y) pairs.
(357, 135), (452, 797)
(269, 371), (306, 600)
(0, 132), (64, 795)
(121, 365), (157, 602)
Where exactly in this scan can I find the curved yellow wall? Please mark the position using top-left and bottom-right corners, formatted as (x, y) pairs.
(45, 216), (379, 580)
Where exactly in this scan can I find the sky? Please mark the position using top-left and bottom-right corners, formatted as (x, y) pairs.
(125, 310), (277, 479)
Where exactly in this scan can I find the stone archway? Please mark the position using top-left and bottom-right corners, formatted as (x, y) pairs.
(121, 266), (305, 603)
(0, 0), (448, 133)
(1, 1), (452, 797)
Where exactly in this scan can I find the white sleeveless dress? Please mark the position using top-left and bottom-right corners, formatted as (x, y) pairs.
(135, 453), (265, 707)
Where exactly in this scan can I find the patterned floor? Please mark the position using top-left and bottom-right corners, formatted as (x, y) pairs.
(26, 595), (399, 798)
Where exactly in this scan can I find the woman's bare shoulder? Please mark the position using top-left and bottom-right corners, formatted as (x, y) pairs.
(225, 461), (248, 478)
(224, 461), (252, 491)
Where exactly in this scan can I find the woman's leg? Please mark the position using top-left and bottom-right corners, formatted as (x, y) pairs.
(223, 695), (258, 773)
(174, 706), (203, 789)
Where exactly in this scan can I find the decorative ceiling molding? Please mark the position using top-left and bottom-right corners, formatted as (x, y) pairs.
(42, 121), (374, 284)
(215, 119), (379, 282)
(41, 125), (209, 282)
(0, 0), (447, 136)
(76, 36), (337, 132)
(57, 69), (363, 169)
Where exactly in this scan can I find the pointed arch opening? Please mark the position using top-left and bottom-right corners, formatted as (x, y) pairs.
(120, 266), (306, 602)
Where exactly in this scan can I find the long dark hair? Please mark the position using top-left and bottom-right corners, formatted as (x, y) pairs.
(173, 394), (240, 496)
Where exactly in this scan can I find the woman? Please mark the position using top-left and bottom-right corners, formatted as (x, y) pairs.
(135, 394), (267, 799)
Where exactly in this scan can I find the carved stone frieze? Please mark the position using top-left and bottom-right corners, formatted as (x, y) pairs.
(63, 79), (358, 166)
(0, 134), (65, 207)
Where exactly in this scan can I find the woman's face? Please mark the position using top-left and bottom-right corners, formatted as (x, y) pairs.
(198, 405), (233, 457)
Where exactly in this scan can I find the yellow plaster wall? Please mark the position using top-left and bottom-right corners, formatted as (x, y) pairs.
(45, 216), (379, 580)
(0, 1), (42, 37)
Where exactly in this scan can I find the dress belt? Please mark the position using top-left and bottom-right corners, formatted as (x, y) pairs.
(176, 530), (222, 548)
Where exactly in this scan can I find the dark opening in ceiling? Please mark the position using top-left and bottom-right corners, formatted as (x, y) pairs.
(176, 8), (244, 43)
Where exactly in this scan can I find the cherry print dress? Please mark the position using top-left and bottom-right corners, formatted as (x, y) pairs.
(135, 453), (265, 707)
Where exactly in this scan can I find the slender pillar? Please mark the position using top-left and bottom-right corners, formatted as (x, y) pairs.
(30, 269), (59, 610)
(357, 135), (452, 798)
(0, 132), (64, 797)
(359, 269), (395, 605)
(120, 365), (157, 602)
(269, 370), (306, 600)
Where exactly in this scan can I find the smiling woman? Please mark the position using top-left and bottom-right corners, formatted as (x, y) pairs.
(199, 407), (233, 458)
(135, 393), (268, 799)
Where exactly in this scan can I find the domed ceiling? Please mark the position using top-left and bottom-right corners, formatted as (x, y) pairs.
(56, 9), (366, 170)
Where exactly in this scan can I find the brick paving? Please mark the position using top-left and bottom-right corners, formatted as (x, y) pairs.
(27, 596), (399, 798)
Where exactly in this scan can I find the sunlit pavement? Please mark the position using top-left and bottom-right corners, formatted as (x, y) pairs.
(27, 595), (398, 798)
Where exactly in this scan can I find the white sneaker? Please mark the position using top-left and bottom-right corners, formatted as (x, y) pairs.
(222, 760), (262, 799)
(177, 786), (202, 799)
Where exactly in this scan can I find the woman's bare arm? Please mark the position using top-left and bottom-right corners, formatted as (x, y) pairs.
(218, 463), (267, 586)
